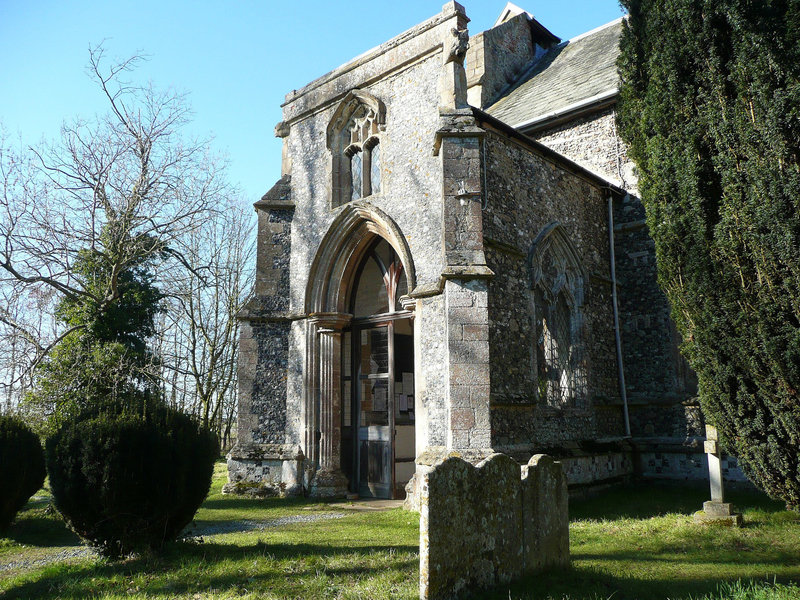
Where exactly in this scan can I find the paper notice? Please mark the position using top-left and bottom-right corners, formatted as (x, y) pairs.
(402, 372), (414, 395)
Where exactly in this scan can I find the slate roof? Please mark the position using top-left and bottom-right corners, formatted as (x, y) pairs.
(487, 18), (623, 129)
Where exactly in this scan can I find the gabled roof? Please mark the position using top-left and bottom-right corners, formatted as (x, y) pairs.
(494, 2), (533, 27)
(486, 18), (623, 131)
(492, 2), (560, 47)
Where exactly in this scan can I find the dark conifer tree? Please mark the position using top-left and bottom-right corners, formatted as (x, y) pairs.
(617, 0), (800, 508)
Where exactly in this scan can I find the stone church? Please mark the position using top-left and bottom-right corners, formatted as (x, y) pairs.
(226, 2), (735, 502)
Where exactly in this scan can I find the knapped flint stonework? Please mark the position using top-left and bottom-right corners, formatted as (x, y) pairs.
(419, 452), (568, 600)
(226, 183), (299, 496)
(529, 108), (724, 483)
(480, 130), (623, 456)
(250, 321), (290, 444)
(530, 108), (635, 192)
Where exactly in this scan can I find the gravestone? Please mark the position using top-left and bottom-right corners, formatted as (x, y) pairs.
(694, 425), (743, 526)
(522, 454), (569, 570)
(419, 452), (569, 600)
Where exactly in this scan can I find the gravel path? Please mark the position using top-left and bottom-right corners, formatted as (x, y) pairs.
(1, 512), (346, 574)
(182, 512), (346, 537)
(0, 547), (96, 573)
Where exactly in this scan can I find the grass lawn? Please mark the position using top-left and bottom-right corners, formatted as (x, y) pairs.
(0, 462), (798, 599)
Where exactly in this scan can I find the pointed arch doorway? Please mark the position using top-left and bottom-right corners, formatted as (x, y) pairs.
(306, 203), (416, 499)
(343, 238), (415, 498)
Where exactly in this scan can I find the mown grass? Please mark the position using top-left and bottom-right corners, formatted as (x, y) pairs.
(485, 483), (800, 600)
(1, 463), (798, 599)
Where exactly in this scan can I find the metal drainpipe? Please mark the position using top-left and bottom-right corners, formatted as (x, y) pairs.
(609, 193), (632, 437)
(481, 138), (489, 210)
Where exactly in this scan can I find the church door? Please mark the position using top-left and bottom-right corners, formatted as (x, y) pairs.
(341, 238), (415, 499)
(355, 323), (392, 498)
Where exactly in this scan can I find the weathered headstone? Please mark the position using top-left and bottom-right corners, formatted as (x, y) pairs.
(694, 425), (743, 526)
(522, 454), (569, 570)
(419, 452), (569, 600)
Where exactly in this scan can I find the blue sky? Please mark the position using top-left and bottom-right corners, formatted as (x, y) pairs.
(1, 1), (624, 202)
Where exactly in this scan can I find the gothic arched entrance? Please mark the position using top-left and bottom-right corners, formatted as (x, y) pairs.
(343, 238), (414, 497)
(305, 203), (416, 499)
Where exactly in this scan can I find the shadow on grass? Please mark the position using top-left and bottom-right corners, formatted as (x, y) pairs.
(483, 566), (796, 600)
(4, 483), (794, 599)
(2, 540), (419, 600)
(570, 481), (786, 521)
(4, 514), (81, 548)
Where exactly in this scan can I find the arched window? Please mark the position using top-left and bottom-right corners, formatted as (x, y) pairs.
(351, 238), (407, 317)
(327, 90), (386, 208)
(529, 224), (587, 408)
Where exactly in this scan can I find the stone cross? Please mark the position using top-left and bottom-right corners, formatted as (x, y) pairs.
(694, 424), (742, 526)
(705, 424), (724, 502)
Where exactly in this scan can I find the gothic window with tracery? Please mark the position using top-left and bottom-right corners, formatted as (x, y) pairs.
(327, 90), (386, 208)
(530, 224), (587, 408)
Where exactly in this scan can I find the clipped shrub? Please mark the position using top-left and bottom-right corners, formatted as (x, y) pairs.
(0, 415), (46, 532)
(46, 395), (218, 557)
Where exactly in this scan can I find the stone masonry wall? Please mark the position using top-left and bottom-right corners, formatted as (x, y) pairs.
(466, 14), (536, 109)
(481, 130), (623, 454)
(248, 321), (290, 444)
(444, 278), (491, 450)
(278, 12), (461, 477)
(532, 108), (723, 483)
(254, 207), (293, 309)
(285, 22), (455, 315)
(613, 195), (698, 411)
(237, 204), (295, 447)
(531, 108), (696, 411)
(530, 108), (635, 193)
(417, 293), (448, 451)
(419, 453), (568, 600)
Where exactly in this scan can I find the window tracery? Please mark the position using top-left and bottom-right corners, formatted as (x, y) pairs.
(529, 224), (587, 408)
(327, 90), (386, 208)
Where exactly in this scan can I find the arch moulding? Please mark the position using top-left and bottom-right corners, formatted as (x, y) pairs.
(305, 201), (417, 316)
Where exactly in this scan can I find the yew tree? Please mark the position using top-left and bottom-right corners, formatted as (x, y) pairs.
(617, 0), (800, 507)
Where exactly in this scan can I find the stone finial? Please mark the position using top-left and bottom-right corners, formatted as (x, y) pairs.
(274, 121), (292, 175)
(441, 1), (466, 15)
(439, 28), (470, 111)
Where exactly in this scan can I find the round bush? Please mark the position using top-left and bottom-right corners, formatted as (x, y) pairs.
(46, 397), (218, 557)
(0, 415), (46, 532)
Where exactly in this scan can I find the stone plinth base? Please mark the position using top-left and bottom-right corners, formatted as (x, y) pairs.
(224, 443), (304, 498)
(309, 468), (349, 499)
(694, 501), (743, 527)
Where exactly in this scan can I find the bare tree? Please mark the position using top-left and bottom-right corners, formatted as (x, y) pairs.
(0, 136), (61, 412)
(0, 277), (59, 413)
(0, 46), (244, 426)
(157, 200), (254, 450)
